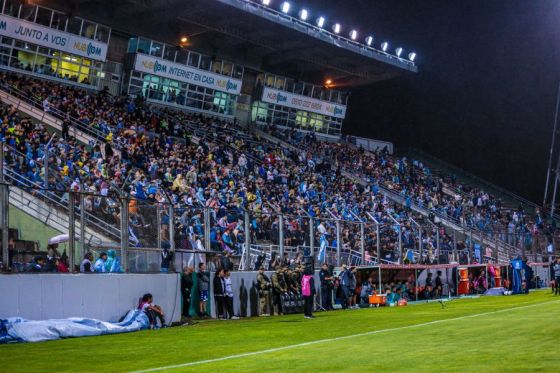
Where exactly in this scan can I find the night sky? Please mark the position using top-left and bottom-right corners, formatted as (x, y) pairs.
(305, 0), (560, 204)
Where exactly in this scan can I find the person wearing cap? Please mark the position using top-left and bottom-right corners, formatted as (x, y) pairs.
(257, 266), (271, 316)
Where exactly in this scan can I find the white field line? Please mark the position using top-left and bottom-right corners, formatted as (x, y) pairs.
(132, 299), (560, 372)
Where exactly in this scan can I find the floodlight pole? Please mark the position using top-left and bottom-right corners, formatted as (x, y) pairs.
(543, 81), (560, 215)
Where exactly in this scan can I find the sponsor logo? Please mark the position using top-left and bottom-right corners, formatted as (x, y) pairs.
(217, 79), (238, 92)
(141, 59), (167, 74)
(73, 41), (102, 57)
(266, 91), (288, 103)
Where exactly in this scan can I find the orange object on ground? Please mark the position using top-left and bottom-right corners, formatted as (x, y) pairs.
(369, 294), (387, 306)
(458, 267), (469, 295)
(397, 299), (408, 307)
(494, 267), (502, 287)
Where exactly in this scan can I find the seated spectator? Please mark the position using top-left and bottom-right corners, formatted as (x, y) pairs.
(80, 253), (94, 273)
(138, 293), (167, 329)
(94, 252), (108, 273)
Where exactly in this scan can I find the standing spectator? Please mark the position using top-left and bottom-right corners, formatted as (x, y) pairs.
(213, 269), (226, 319)
(425, 272), (435, 298)
(62, 116), (70, 140)
(434, 270), (444, 297)
(349, 267), (358, 309)
(223, 269), (238, 319)
(256, 266), (271, 316)
(301, 268), (316, 319)
(181, 266), (194, 323)
(94, 252), (107, 273)
(80, 253), (94, 273)
(554, 259), (560, 295)
(339, 264), (353, 309)
(160, 247), (174, 273)
(319, 263), (333, 311)
(197, 262), (210, 317)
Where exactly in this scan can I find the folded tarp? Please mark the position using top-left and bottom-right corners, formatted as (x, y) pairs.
(0, 309), (149, 343)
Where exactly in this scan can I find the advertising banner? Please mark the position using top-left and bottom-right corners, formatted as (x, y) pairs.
(134, 53), (242, 95)
(261, 87), (347, 119)
(0, 14), (108, 61)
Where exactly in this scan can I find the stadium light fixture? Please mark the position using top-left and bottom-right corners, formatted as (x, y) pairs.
(281, 2), (290, 13)
(365, 35), (374, 46)
(325, 79), (332, 85)
(261, 0), (271, 6)
(395, 47), (403, 57)
(381, 41), (389, 52)
(180, 37), (188, 43)
(316, 16), (325, 28)
(349, 30), (358, 40)
(299, 9), (308, 21)
(408, 52), (416, 62)
(332, 23), (341, 34)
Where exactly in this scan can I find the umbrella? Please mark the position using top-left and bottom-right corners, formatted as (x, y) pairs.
(48, 234), (69, 245)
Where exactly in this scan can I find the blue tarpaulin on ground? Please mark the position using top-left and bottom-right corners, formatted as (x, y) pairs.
(0, 309), (149, 343)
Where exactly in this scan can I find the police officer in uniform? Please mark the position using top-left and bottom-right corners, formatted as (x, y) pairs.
(272, 266), (287, 315)
(256, 266), (271, 316)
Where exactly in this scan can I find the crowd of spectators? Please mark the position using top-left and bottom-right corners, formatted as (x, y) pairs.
(1, 70), (556, 274)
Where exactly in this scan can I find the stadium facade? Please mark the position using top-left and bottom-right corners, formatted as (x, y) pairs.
(0, 0), (416, 138)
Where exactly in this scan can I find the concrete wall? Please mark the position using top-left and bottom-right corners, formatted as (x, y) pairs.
(0, 273), (182, 322)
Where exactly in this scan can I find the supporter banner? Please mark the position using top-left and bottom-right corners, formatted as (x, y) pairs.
(0, 14), (108, 61)
(261, 87), (347, 119)
(134, 54), (242, 95)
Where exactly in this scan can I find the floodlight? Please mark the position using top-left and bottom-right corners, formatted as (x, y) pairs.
(349, 30), (357, 40)
(281, 2), (290, 13)
(332, 23), (341, 34)
(365, 35), (374, 46)
(299, 9), (308, 20)
(395, 47), (403, 57)
(381, 41), (389, 52)
(316, 16), (325, 28)
(408, 52), (416, 62)
(262, 0), (271, 6)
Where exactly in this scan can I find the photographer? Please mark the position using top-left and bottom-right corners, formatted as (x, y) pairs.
(256, 266), (271, 316)
(319, 263), (333, 310)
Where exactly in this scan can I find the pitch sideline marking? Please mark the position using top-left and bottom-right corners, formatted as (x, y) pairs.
(132, 299), (560, 372)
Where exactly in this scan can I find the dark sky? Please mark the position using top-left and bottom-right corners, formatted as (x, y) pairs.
(304, 0), (560, 204)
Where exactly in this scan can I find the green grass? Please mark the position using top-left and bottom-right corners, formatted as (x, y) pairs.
(2, 291), (559, 372)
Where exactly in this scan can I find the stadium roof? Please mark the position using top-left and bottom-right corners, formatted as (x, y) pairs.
(40, 0), (417, 87)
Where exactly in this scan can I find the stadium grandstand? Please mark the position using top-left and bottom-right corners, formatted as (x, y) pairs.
(0, 1), (558, 371)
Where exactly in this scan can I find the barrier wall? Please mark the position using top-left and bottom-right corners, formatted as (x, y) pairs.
(0, 274), (182, 322)
(211, 271), (321, 318)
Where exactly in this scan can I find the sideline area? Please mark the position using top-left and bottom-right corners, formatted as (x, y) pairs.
(1, 291), (558, 372)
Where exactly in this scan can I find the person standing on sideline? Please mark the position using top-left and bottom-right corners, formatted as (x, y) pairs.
(301, 268), (316, 319)
(223, 269), (239, 319)
(213, 269), (226, 319)
(257, 266), (271, 316)
(319, 263), (333, 310)
(197, 262), (210, 317)
(554, 259), (560, 295)
(181, 266), (194, 323)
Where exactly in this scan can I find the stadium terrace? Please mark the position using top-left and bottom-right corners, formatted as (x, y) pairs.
(0, 1), (558, 372)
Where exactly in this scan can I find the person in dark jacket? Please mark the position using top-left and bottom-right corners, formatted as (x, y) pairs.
(213, 269), (226, 319)
(181, 266), (194, 322)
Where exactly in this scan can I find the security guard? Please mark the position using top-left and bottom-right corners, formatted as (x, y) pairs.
(256, 266), (271, 316)
(271, 266), (287, 315)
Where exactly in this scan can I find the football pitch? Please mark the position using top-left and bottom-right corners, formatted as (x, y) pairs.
(2, 290), (559, 372)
